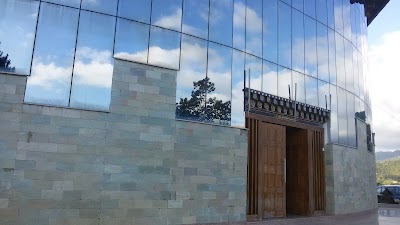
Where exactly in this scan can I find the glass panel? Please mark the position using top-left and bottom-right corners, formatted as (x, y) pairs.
(25, 3), (78, 106)
(151, 0), (182, 32)
(175, 35), (207, 122)
(292, 0), (303, 12)
(328, 28), (336, 84)
(277, 66), (291, 99)
(330, 84), (338, 143)
(114, 18), (149, 64)
(245, 54), (262, 91)
(233, 0), (246, 51)
(263, 0), (278, 63)
(337, 87), (348, 145)
(182, 0), (209, 39)
(45, 0), (81, 8)
(81, 0), (118, 16)
(335, 32), (345, 89)
(358, 51), (364, 100)
(342, 0), (351, 41)
(318, 80), (329, 109)
(278, 1), (291, 69)
(347, 92), (356, 146)
(304, 0), (316, 19)
(316, 0), (327, 25)
(281, 0), (291, 6)
(327, 0), (335, 29)
(118, 0), (151, 23)
(231, 50), (245, 127)
(209, 0), (233, 46)
(207, 43), (232, 125)
(246, 0), (262, 57)
(148, 26), (180, 70)
(305, 76), (318, 106)
(344, 39), (354, 93)
(353, 46), (360, 96)
(292, 8), (304, 73)
(317, 23), (329, 82)
(70, 11), (115, 111)
(350, 4), (358, 48)
(304, 16), (317, 78)
(262, 61), (278, 96)
(292, 71), (305, 104)
(334, 0), (343, 35)
(0, 0), (39, 75)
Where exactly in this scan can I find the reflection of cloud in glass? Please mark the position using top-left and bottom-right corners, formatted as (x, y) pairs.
(148, 26), (180, 70)
(152, 0), (182, 32)
(0, 0), (39, 75)
(73, 47), (113, 88)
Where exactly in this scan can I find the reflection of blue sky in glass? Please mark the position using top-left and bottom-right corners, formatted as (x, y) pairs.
(318, 80), (330, 109)
(70, 11), (115, 111)
(245, 54), (262, 91)
(292, 71), (305, 103)
(305, 76), (318, 106)
(277, 66), (291, 99)
(317, 22), (329, 82)
(182, 0), (209, 39)
(327, 0), (335, 29)
(337, 87), (348, 145)
(347, 92), (356, 146)
(0, 0), (38, 75)
(81, 0), (117, 16)
(114, 19), (149, 64)
(328, 28), (337, 84)
(118, 0), (151, 23)
(246, 0), (262, 57)
(151, 0), (182, 32)
(304, 16), (317, 78)
(25, 3), (78, 106)
(316, 0), (327, 25)
(292, 0), (303, 12)
(176, 34), (207, 105)
(304, 0), (316, 19)
(292, 8), (304, 74)
(262, 61), (278, 96)
(209, 0), (233, 47)
(233, 0), (246, 51)
(278, 1), (291, 69)
(330, 85), (339, 143)
(45, 0), (81, 8)
(344, 39), (354, 93)
(231, 50), (245, 127)
(263, 0), (277, 63)
(148, 26), (180, 70)
(208, 42), (232, 103)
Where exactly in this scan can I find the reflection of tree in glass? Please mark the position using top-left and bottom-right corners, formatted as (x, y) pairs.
(0, 42), (15, 72)
(176, 77), (231, 125)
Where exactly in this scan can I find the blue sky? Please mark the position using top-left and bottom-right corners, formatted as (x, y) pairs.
(368, 0), (400, 151)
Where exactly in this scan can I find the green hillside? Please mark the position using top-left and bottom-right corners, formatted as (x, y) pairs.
(376, 157), (400, 185)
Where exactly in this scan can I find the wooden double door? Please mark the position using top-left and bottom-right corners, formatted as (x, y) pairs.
(246, 115), (325, 220)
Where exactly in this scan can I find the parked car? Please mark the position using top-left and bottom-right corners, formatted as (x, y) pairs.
(377, 185), (400, 204)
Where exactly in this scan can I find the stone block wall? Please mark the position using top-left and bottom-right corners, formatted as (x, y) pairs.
(325, 119), (377, 214)
(0, 60), (248, 225)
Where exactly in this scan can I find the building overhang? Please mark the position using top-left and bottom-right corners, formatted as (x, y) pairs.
(353, 0), (391, 26)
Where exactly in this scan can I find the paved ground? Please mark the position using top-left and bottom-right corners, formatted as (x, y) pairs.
(246, 204), (400, 225)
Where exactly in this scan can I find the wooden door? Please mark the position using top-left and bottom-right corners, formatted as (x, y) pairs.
(259, 123), (286, 218)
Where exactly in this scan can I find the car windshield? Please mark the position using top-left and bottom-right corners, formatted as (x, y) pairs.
(386, 187), (400, 195)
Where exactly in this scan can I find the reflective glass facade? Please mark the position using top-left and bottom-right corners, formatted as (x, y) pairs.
(0, 0), (372, 147)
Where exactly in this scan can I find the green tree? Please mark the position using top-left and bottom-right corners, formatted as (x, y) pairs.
(176, 77), (231, 125)
(0, 42), (15, 72)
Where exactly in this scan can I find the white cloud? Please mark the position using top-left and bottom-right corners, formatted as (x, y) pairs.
(153, 8), (182, 31)
(29, 61), (71, 89)
(369, 31), (400, 151)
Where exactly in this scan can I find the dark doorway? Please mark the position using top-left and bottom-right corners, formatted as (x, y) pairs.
(286, 127), (309, 216)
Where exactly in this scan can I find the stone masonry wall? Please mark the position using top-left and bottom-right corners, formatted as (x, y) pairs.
(325, 119), (377, 215)
(0, 60), (247, 225)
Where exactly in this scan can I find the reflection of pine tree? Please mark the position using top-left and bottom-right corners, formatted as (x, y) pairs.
(0, 42), (15, 72)
(176, 77), (231, 125)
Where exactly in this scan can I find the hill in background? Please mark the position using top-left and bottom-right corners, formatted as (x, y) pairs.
(376, 157), (400, 185)
(375, 150), (400, 161)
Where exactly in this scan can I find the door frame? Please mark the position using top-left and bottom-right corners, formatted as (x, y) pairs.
(246, 112), (326, 220)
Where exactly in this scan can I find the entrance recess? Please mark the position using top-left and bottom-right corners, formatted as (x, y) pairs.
(246, 113), (326, 220)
